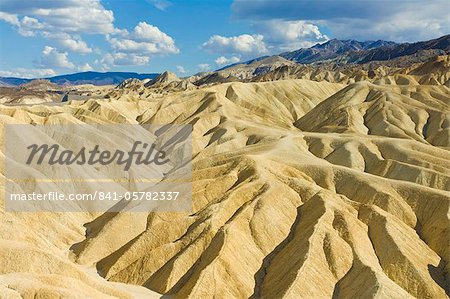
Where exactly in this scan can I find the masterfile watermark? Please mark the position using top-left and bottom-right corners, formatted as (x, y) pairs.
(26, 141), (170, 171)
(9, 191), (180, 201)
(4, 124), (192, 212)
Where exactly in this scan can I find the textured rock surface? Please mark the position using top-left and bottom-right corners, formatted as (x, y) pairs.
(0, 78), (449, 298)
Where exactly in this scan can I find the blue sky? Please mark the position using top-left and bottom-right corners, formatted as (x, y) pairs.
(0, 0), (448, 78)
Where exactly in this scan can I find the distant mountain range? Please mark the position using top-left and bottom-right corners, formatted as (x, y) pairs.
(0, 71), (159, 87)
(280, 39), (397, 64)
(198, 34), (450, 86)
(223, 34), (450, 69)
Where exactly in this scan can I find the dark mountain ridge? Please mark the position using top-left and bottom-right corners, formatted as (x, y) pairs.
(280, 39), (397, 64)
(219, 34), (450, 71)
(346, 34), (450, 63)
(0, 71), (159, 87)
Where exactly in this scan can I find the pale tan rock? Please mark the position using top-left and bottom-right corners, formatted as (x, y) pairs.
(0, 77), (448, 298)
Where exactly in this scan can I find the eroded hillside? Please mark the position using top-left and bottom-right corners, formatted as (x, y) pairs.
(0, 78), (449, 298)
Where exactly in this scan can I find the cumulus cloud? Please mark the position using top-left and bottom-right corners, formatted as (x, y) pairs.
(0, 1), (182, 72)
(0, 0), (115, 67)
(0, 68), (56, 78)
(198, 64), (211, 72)
(37, 32), (93, 54)
(39, 46), (75, 69)
(134, 22), (176, 46)
(96, 52), (150, 69)
(59, 37), (92, 54)
(18, 16), (45, 36)
(78, 63), (93, 72)
(147, 0), (172, 11)
(108, 22), (179, 55)
(0, 13), (46, 36)
(0, 0), (116, 35)
(107, 38), (160, 53)
(176, 65), (186, 74)
(256, 20), (328, 51)
(0, 0), (116, 70)
(202, 34), (268, 56)
(231, 0), (450, 42)
(215, 56), (241, 66)
(0, 12), (19, 26)
(100, 21), (178, 67)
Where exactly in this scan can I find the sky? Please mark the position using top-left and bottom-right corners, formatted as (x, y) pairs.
(0, 0), (449, 78)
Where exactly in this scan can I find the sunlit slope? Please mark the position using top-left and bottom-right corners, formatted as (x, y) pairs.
(0, 78), (448, 298)
(295, 82), (450, 147)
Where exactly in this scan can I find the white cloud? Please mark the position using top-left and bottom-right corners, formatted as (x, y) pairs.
(0, 13), (46, 36)
(0, 0), (116, 61)
(0, 12), (19, 26)
(231, 0), (450, 42)
(101, 21), (179, 68)
(97, 52), (150, 68)
(203, 22), (327, 58)
(108, 37), (165, 54)
(108, 22), (179, 55)
(39, 31), (93, 54)
(202, 34), (268, 56)
(134, 22), (176, 47)
(198, 64), (211, 71)
(176, 65), (186, 74)
(0, 2), (180, 70)
(39, 46), (75, 69)
(59, 37), (92, 54)
(256, 20), (328, 51)
(215, 56), (241, 66)
(20, 16), (44, 30)
(0, 68), (56, 78)
(323, 11), (450, 41)
(78, 63), (93, 72)
(0, 0), (116, 35)
(18, 17), (42, 36)
(147, 0), (172, 11)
